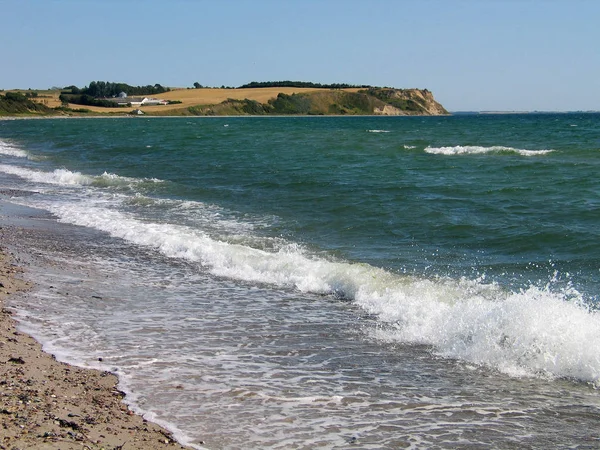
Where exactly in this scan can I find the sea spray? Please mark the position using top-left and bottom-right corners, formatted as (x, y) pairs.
(367, 279), (600, 384)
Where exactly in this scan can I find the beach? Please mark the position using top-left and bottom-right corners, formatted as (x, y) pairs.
(0, 200), (194, 450)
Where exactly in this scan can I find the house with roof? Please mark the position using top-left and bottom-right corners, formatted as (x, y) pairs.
(105, 92), (169, 107)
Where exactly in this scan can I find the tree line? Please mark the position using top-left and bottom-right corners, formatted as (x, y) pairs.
(58, 93), (123, 108)
(64, 81), (170, 98)
(237, 81), (373, 89)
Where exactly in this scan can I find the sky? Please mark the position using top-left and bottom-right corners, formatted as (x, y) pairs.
(1, 0), (599, 111)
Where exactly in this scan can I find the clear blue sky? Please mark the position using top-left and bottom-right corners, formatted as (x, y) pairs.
(2, 0), (599, 111)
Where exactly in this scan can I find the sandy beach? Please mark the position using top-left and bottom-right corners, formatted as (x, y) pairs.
(0, 199), (196, 450)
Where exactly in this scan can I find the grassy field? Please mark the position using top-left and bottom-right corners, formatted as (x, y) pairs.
(6, 87), (361, 114)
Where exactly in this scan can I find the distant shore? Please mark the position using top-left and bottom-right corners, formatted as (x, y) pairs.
(1, 86), (449, 117)
(0, 199), (197, 450)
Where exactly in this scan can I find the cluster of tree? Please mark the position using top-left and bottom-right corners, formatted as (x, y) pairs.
(268, 92), (312, 114)
(237, 81), (372, 89)
(59, 93), (124, 108)
(267, 91), (380, 115)
(63, 81), (170, 98)
(188, 84), (236, 89)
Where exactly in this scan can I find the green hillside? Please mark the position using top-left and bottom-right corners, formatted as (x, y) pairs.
(167, 88), (448, 116)
(0, 92), (54, 116)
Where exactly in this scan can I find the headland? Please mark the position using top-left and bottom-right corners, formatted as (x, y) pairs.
(0, 81), (449, 117)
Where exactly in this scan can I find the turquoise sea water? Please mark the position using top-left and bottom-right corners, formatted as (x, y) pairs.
(0, 114), (599, 448)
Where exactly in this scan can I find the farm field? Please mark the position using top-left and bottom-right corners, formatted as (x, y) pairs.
(15, 87), (360, 114)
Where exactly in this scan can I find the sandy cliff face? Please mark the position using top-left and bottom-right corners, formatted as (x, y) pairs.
(373, 105), (405, 115)
(368, 88), (449, 116)
(405, 89), (448, 115)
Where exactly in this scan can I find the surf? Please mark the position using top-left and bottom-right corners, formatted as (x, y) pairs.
(8, 171), (598, 386)
(424, 145), (554, 156)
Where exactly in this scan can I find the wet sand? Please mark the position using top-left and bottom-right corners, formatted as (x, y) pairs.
(0, 199), (197, 450)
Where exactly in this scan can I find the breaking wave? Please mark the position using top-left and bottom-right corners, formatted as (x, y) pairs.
(0, 165), (163, 190)
(0, 139), (29, 158)
(37, 200), (600, 387)
(424, 145), (554, 156)
(4, 163), (600, 387)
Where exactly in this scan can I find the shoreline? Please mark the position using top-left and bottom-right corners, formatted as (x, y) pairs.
(0, 199), (198, 450)
(1, 112), (451, 120)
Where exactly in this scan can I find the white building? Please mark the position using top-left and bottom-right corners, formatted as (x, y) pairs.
(107, 93), (169, 107)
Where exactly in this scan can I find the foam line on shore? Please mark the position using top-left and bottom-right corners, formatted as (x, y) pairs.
(0, 198), (201, 449)
(24, 198), (600, 387)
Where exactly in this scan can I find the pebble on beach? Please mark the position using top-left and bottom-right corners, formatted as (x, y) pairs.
(0, 242), (197, 450)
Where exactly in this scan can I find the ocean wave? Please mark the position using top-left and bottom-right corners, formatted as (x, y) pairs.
(365, 280), (600, 384)
(367, 129), (391, 133)
(0, 164), (163, 189)
(0, 164), (94, 185)
(0, 139), (29, 158)
(37, 201), (600, 387)
(92, 172), (164, 189)
(424, 145), (554, 156)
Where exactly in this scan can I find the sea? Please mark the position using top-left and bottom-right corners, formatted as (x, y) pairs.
(0, 114), (599, 449)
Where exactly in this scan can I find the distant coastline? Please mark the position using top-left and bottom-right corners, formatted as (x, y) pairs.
(0, 83), (449, 118)
(452, 110), (600, 115)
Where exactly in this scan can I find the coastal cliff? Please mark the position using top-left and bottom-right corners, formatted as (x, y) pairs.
(366, 88), (448, 115)
(188, 88), (449, 116)
(0, 86), (449, 117)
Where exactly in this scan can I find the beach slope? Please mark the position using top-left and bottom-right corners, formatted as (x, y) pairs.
(0, 218), (195, 449)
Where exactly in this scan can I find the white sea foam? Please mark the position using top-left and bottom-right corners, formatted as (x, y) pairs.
(367, 129), (390, 133)
(0, 165), (162, 189)
(33, 199), (600, 386)
(5, 164), (600, 386)
(363, 279), (600, 384)
(0, 164), (95, 185)
(0, 139), (29, 158)
(228, 389), (345, 405)
(403, 144), (417, 149)
(424, 145), (554, 156)
(92, 171), (164, 189)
